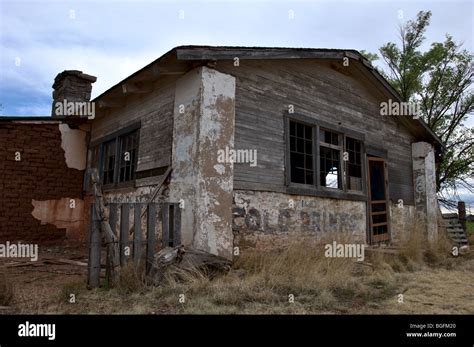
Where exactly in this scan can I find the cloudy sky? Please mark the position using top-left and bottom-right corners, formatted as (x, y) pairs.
(0, 0), (472, 208)
(1, 0), (472, 115)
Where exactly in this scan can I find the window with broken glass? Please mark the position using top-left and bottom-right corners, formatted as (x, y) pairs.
(288, 120), (363, 192)
(319, 128), (342, 189)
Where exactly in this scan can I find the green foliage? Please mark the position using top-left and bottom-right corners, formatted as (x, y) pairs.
(377, 11), (473, 201)
(359, 50), (379, 64)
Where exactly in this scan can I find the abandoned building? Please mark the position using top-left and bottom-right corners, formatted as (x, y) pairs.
(0, 46), (445, 260)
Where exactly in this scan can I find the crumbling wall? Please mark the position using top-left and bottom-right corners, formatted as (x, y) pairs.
(0, 122), (86, 242)
(232, 190), (366, 249)
(412, 142), (439, 244)
(389, 202), (416, 245)
(169, 66), (236, 260)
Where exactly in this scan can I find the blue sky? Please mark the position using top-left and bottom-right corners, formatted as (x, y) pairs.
(0, 0), (472, 208)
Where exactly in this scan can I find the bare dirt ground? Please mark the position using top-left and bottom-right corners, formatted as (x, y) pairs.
(1, 237), (473, 315)
(0, 241), (88, 314)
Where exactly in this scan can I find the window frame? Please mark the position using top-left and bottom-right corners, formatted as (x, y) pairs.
(289, 120), (316, 186)
(117, 130), (139, 184)
(285, 114), (367, 201)
(344, 136), (364, 193)
(90, 122), (141, 189)
(318, 127), (343, 190)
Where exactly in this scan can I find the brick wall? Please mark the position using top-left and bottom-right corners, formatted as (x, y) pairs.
(0, 122), (85, 242)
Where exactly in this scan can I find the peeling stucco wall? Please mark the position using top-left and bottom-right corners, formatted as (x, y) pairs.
(232, 190), (367, 249)
(58, 123), (87, 170)
(389, 202), (416, 245)
(169, 66), (236, 259)
(412, 142), (439, 243)
(31, 197), (85, 240)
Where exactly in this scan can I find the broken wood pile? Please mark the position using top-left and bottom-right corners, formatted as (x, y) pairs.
(148, 246), (232, 285)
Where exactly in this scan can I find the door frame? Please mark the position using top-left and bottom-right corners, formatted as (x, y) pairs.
(367, 156), (391, 244)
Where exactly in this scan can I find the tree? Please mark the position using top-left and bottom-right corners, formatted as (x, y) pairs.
(376, 11), (473, 207)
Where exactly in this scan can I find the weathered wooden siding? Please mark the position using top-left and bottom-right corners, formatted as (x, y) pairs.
(216, 60), (415, 205)
(90, 75), (177, 172)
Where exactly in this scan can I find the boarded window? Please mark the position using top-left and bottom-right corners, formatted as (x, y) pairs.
(289, 121), (314, 185)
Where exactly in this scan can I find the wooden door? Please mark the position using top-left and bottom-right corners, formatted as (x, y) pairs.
(367, 157), (390, 243)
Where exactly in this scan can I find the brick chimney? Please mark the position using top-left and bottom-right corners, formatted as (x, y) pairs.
(51, 70), (97, 117)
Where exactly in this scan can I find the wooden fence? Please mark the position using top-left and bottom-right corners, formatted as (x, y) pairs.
(87, 202), (181, 288)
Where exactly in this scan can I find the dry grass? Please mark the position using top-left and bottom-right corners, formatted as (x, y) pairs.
(50, 234), (401, 314)
(6, 225), (473, 314)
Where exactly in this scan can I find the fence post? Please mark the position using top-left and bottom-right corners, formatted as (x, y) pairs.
(174, 203), (181, 246)
(120, 204), (130, 267)
(88, 203), (101, 288)
(146, 204), (156, 275)
(106, 203), (117, 285)
(162, 203), (169, 247)
(134, 203), (142, 267)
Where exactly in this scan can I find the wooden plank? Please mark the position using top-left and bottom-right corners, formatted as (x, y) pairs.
(162, 203), (169, 247)
(146, 203), (157, 275)
(174, 204), (182, 246)
(120, 204), (130, 267)
(109, 203), (118, 237)
(87, 204), (101, 288)
(233, 181), (286, 193)
(134, 203), (142, 266)
(370, 211), (387, 216)
(372, 233), (390, 242)
(43, 258), (88, 267)
(176, 48), (345, 61)
(125, 166), (172, 240)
